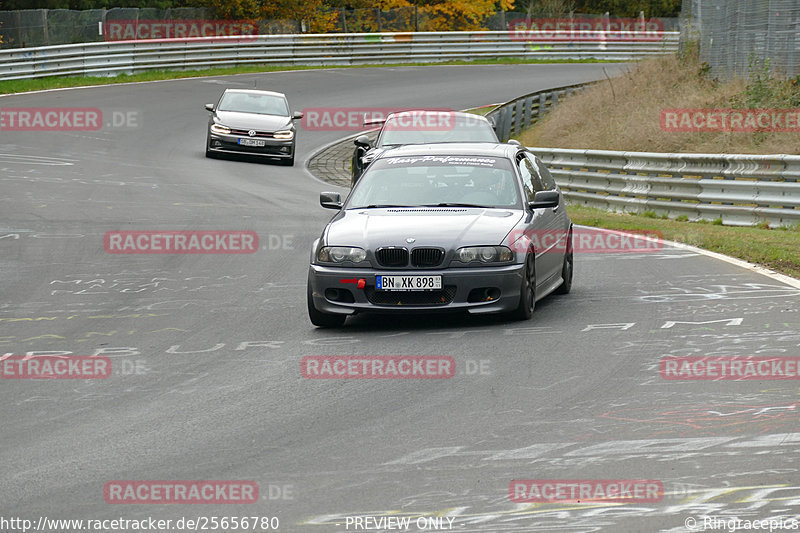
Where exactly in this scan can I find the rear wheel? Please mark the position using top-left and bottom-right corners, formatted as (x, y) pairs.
(307, 282), (346, 327)
(512, 253), (535, 320)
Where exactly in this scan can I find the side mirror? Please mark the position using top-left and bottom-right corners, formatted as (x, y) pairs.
(354, 134), (372, 148)
(204, 103), (214, 112)
(292, 111), (304, 120)
(320, 192), (343, 210)
(529, 190), (559, 209)
(508, 139), (521, 146)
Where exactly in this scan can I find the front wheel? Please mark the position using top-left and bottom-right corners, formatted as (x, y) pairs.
(554, 230), (573, 295)
(512, 253), (535, 320)
(307, 283), (346, 327)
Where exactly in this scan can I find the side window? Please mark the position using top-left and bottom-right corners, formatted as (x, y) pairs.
(540, 166), (557, 190)
(524, 154), (550, 191)
(516, 155), (536, 202)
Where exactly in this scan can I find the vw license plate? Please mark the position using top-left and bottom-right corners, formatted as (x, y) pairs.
(376, 275), (442, 291)
(238, 138), (266, 147)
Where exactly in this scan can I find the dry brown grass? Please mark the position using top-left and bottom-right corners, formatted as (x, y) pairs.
(518, 52), (800, 154)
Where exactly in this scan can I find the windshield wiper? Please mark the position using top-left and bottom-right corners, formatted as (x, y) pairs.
(355, 204), (418, 209)
(423, 202), (490, 208)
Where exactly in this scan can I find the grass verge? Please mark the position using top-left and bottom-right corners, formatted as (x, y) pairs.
(0, 57), (614, 96)
(518, 47), (800, 155)
(567, 204), (800, 279)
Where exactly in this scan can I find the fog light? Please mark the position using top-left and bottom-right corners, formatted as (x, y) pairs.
(325, 288), (355, 303)
(467, 287), (501, 303)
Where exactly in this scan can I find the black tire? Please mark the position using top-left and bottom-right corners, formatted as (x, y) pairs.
(512, 253), (535, 320)
(555, 228), (573, 295)
(307, 283), (346, 327)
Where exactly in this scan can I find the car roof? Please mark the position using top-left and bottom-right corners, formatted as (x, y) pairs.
(222, 89), (286, 99)
(385, 110), (491, 123)
(374, 142), (523, 159)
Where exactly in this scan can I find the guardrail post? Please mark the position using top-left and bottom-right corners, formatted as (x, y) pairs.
(500, 106), (513, 142)
(522, 95), (533, 129)
(537, 93), (547, 122)
(513, 99), (525, 138)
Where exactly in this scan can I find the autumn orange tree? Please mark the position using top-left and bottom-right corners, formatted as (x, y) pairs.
(420, 0), (515, 31)
(202, 0), (338, 32)
(373, 0), (514, 31)
(202, 0), (513, 32)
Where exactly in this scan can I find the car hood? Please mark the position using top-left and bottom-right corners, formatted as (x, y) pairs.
(214, 111), (292, 131)
(325, 208), (523, 250)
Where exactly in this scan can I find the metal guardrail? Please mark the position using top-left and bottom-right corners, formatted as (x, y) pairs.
(8, 30), (789, 227)
(0, 30), (679, 81)
(533, 148), (800, 227)
(483, 81), (800, 227)
(485, 82), (590, 142)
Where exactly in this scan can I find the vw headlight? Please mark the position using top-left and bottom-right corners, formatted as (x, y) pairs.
(210, 123), (231, 135)
(318, 246), (367, 264)
(456, 246), (513, 264)
(274, 130), (294, 140)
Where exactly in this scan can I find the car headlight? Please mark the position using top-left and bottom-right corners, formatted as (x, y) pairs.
(456, 246), (513, 264)
(210, 123), (230, 135)
(273, 130), (294, 140)
(317, 246), (367, 264)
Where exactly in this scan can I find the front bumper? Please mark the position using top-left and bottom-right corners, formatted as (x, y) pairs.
(308, 263), (525, 316)
(208, 132), (294, 158)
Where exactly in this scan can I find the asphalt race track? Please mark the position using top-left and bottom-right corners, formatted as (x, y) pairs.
(2, 64), (800, 533)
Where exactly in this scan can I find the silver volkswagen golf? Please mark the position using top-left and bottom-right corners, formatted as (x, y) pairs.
(307, 142), (573, 327)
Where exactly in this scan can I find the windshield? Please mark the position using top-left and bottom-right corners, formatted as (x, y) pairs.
(348, 155), (520, 209)
(217, 92), (289, 116)
(378, 114), (498, 146)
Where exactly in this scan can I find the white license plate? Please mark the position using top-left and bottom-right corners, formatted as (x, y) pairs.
(238, 138), (266, 147)
(376, 275), (442, 291)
